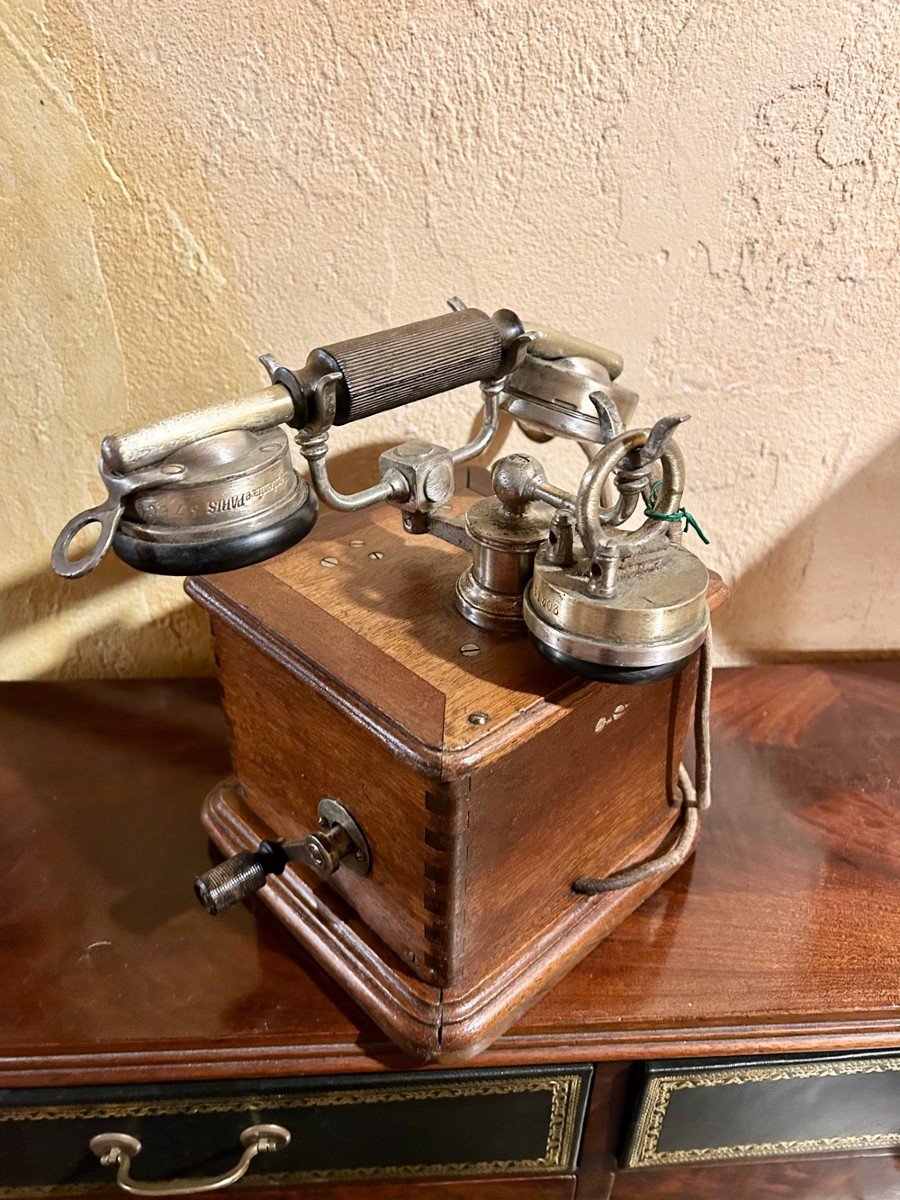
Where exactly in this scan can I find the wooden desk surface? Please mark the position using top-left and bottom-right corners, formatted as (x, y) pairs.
(0, 663), (897, 1087)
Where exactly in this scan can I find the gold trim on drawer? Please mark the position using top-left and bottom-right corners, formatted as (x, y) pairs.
(627, 1055), (900, 1167)
(0, 1071), (586, 1195)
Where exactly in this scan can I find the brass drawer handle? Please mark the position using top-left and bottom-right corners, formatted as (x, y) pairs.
(89, 1124), (291, 1195)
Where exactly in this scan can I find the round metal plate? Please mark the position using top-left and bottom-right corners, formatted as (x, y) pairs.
(90, 1133), (142, 1159)
(317, 798), (371, 876)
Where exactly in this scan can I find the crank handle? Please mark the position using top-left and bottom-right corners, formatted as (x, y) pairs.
(194, 798), (371, 915)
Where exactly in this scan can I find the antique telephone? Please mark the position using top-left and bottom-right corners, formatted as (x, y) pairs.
(53, 299), (718, 1060)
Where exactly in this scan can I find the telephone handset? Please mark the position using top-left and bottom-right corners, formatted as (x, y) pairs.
(52, 298), (707, 681)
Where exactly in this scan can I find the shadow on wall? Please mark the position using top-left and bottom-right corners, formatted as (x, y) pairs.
(0, 549), (211, 681)
(0, 439), (406, 679)
(716, 436), (899, 662)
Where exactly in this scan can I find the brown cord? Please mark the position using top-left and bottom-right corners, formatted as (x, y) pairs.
(572, 622), (712, 895)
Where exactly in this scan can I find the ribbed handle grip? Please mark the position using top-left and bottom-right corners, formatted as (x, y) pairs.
(322, 309), (511, 425)
(194, 851), (267, 915)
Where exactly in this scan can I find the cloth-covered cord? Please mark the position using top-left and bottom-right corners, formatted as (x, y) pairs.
(572, 623), (713, 895)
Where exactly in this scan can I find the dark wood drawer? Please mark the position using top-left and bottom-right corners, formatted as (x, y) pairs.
(0, 1065), (590, 1195)
(623, 1051), (900, 1169)
(238, 1180), (577, 1199)
(612, 1154), (900, 1200)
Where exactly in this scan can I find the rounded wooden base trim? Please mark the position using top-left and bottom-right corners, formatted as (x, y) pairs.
(202, 781), (700, 1063)
(202, 783), (443, 1059)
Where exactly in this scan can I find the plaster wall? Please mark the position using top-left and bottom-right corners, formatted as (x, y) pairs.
(1, 0), (898, 678)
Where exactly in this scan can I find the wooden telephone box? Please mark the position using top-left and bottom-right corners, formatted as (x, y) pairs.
(190, 500), (725, 1061)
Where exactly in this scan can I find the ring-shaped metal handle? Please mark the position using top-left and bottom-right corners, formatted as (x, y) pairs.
(575, 428), (685, 560)
(51, 499), (125, 578)
(89, 1124), (291, 1195)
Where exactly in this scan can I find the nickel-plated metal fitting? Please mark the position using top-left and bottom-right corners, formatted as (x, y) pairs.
(378, 441), (456, 514)
(194, 798), (371, 916)
(524, 420), (709, 681)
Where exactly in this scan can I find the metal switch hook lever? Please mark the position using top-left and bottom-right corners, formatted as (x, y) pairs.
(194, 797), (371, 916)
(89, 1124), (290, 1195)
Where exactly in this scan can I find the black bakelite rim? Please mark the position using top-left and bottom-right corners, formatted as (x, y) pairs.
(530, 635), (692, 684)
(112, 490), (318, 576)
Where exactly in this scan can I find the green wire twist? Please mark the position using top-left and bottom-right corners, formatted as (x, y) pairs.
(644, 480), (710, 545)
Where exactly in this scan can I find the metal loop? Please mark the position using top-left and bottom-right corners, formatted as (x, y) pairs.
(575, 428), (685, 560)
(50, 500), (124, 578)
(89, 1124), (290, 1195)
(572, 624), (712, 894)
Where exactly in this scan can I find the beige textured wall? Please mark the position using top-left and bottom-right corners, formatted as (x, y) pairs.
(2, 0), (898, 679)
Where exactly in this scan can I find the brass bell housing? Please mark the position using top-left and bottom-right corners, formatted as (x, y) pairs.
(523, 426), (709, 682)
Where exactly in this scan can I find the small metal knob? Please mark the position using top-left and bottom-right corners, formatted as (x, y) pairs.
(297, 798), (370, 879)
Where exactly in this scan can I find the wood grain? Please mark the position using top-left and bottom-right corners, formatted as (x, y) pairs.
(610, 1153), (900, 1199)
(210, 622), (435, 984)
(189, 501), (726, 771)
(454, 655), (699, 986)
(202, 781), (700, 1060)
(0, 661), (896, 1085)
(190, 500), (712, 1055)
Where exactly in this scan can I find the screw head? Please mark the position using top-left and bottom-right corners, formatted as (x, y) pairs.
(349, 539), (365, 547)
(320, 556), (338, 567)
(467, 711), (490, 726)
(368, 550), (384, 560)
(460, 643), (481, 656)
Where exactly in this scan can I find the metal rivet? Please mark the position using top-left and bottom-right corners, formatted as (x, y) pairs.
(403, 516), (413, 530)
(460, 643), (481, 656)
(613, 704), (627, 719)
(368, 550), (384, 560)
(467, 711), (490, 726)
(320, 556), (339, 567)
(161, 463), (185, 475)
(349, 539), (365, 547)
